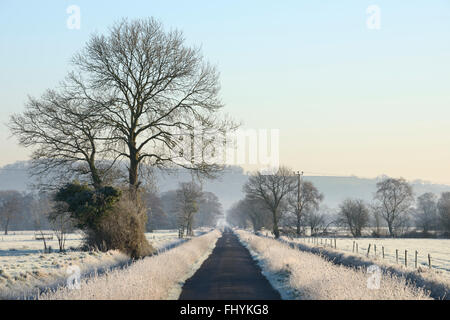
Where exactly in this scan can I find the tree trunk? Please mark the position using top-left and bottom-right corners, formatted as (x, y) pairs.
(186, 219), (192, 237)
(387, 221), (394, 237)
(129, 158), (139, 192)
(88, 160), (102, 190)
(128, 134), (140, 197)
(4, 217), (9, 235)
(273, 210), (280, 239)
(296, 212), (301, 236)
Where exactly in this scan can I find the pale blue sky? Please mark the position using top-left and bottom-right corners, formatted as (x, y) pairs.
(1, 1), (450, 183)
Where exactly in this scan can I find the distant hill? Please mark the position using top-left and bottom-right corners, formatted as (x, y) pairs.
(0, 161), (32, 191)
(2, 161), (450, 210)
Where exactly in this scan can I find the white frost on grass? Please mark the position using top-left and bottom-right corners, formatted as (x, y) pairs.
(236, 230), (432, 300)
(0, 249), (129, 299)
(0, 229), (186, 299)
(281, 236), (450, 299)
(38, 229), (221, 300)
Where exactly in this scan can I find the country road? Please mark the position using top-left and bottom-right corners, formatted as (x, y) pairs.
(179, 229), (281, 300)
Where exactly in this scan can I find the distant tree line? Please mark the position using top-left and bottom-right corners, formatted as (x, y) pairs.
(0, 186), (222, 237)
(0, 191), (51, 234)
(227, 168), (450, 239)
(145, 183), (223, 236)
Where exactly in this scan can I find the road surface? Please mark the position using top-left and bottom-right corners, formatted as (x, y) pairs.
(179, 229), (281, 300)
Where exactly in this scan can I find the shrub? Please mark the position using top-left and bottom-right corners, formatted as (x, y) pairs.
(89, 194), (154, 258)
(54, 182), (154, 258)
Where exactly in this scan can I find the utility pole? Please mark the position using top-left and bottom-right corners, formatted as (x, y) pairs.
(294, 171), (303, 236)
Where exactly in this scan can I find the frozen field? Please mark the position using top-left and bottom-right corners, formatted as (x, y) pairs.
(0, 229), (186, 299)
(284, 236), (450, 280)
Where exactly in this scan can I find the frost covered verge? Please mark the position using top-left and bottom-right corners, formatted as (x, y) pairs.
(0, 249), (129, 299)
(236, 230), (432, 300)
(0, 230), (189, 299)
(38, 229), (221, 300)
(279, 236), (450, 300)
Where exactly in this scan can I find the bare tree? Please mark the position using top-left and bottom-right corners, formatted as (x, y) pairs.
(438, 192), (450, 234)
(30, 192), (53, 251)
(370, 205), (384, 237)
(48, 202), (74, 252)
(230, 196), (272, 232)
(414, 192), (438, 234)
(68, 18), (235, 193)
(143, 190), (167, 231)
(243, 167), (296, 238)
(305, 208), (326, 236)
(9, 17), (236, 199)
(289, 180), (323, 236)
(227, 201), (249, 229)
(373, 177), (414, 237)
(195, 192), (223, 227)
(0, 191), (22, 235)
(176, 182), (203, 238)
(338, 199), (369, 237)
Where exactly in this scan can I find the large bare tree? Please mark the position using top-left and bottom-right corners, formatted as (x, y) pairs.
(10, 17), (235, 194)
(68, 18), (233, 193)
(373, 177), (414, 237)
(243, 167), (296, 238)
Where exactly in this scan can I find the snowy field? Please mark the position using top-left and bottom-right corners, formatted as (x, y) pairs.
(0, 229), (191, 299)
(284, 236), (450, 279)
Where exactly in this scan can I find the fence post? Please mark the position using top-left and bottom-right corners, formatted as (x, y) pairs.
(405, 250), (408, 267)
(356, 243), (358, 254)
(428, 254), (432, 269)
(367, 244), (371, 257)
(415, 250), (418, 269)
(374, 244), (377, 256)
(352, 241), (355, 253)
(334, 238), (337, 249)
(382, 246), (385, 259)
(396, 249), (398, 264)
